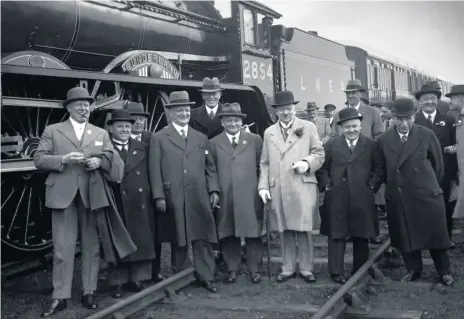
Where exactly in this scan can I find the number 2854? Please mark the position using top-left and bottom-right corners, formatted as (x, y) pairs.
(243, 60), (273, 81)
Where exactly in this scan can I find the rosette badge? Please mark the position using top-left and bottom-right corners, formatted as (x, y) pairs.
(435, 121), (446, 127)
(294, 127), (304, 137)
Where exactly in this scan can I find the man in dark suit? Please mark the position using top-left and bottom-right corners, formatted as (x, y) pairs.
(318, 108), (383, 284)
(414, 82), (457, 244)
(126, 101), (164, 281)
(34, 87), (115, 316)
(149, 91), (220, 292)
(376, 98), (453, 286)
(324, 104), (336, 128)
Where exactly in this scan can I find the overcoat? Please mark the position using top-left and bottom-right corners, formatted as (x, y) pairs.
(258, 118), (325, 232)
(112, 139), (156, 262)
(318, 135), (383, 239)
(376, 125), (452, 252)
(331, 104), (385, 139)
(209, 131), (263, 239)
(454, 112), (464, 218)
(148, 123), (220, 246)
(313, 117), (331, 144)
(189, 104), (224, 139)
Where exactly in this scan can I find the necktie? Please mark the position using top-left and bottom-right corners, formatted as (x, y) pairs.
(349, 141), (355, 153)
(114, 142), (128, 152)
(135, 134), (141, 142)
(209, 110), (215, 119)
(232, 136), (237, 149)
(180, 129), (187, 140)
(427, 115), (433, 125)
(401, 135), (407, 144)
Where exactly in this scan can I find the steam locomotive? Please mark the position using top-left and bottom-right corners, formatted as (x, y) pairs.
(0, 0), (453, 259)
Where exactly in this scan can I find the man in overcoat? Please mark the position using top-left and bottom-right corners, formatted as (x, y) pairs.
(148, 91), (220, 292)
(258, 91), (325, 283)
(209, 103), (264, 284)
(306, 102), (331, 145)
(34, 87), (115, 316)
(331, 80), (385, 139)
(376, 98), (453, 286)
(106, 109), (157, 298)
(324, 104), (336, 128)
(414, 82), (457, 243)
(318, 108), (383, 284)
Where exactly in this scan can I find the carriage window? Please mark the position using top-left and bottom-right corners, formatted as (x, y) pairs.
(243, 9), (255, 46)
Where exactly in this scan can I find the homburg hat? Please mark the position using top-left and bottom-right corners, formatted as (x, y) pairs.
(391, 98), (416, 117)
(343, 79), (366, 93)
(107, 109), (135, 125)
(306, 102), (319, 111)
(165, 91), (196, 109)
(200, 77), (222, 93)
(324, 104), (336, 111)
(126, 101), (149, 117)
(217, 102), (247, 119)
(336, 107), (363, 125)
(445, 85), (464, 98)
(272, 91), (299, 108)
(63, 87), (94, 107)
(415, 82), (442, 100)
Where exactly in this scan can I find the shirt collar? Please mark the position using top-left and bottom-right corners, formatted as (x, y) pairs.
(346, 137), (359, 146)
(397, 129), (410, 138)
(69, 116), (86, 129)
(280, 119), (294, 129)
(351, 102), (361, 110)
(206, 105), (219, 115)
(172, 122), (188, 135)
(131, 133), (141, 138)
(422, 109), (437, 121)
(226, 131), (240, 143)
(112, 138), (129, 145)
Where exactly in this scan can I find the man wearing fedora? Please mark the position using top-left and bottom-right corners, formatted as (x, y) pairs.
(318, 108), (383, 284)
(34, 87), (115, 316)
(376, 98), (453, 286)
(149, 91), (220, 292)
(324, 104), (336, 128)
(258, 91), (325, 283)
(331, 79), (384, 140)
(414, 82), (457, 244)
(106, 109), (157, 298)
(209, 103), (264, 284)
(306, 102), (331, 145)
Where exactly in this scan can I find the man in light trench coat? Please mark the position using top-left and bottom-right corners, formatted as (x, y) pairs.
(258, 91), (325, 283)
(209, 102), (264, 284)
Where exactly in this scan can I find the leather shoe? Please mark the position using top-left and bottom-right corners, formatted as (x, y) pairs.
(82, 293), (98, 309)
(440, 274), (454, 286)
(401, 271), (421, 282)
(41, 299), (67, 317)
(225, 271), (236, 283)
(110, 285), (123, 298)
(154, 274), (166, 283)
(301, 272), (316, 283)
(331, 275), (346, 284)
(123, 281), (144, 293)
(276, 272), (296, 282)
(199, 280), (217, 293)
(251, 272), (261, 284)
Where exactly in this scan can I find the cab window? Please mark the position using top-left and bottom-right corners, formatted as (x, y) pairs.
(243, 9), (255, 46)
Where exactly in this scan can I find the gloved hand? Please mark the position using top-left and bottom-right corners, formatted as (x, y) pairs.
(259, 189), (271, 203)
(292, 161), (309, 174)
(155, 199), (166, 213)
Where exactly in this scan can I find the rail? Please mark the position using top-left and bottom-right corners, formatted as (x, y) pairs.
(85, 267), (196, 319)
(311, 239), (391, 319)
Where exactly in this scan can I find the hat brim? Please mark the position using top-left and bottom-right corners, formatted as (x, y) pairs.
(217, 113), (247, 119)
(343, 88), (366, 93)
(63, 97), (94, 107)
(393, 111), (415, 117)
(445, 92), (463, 98)
(337, 115), (363, 125)
(107, 118), (136, 125)
(130, 112), (150, 117)
(415, 90), (442, 100)
(306, 107), (319, 111)
(199, 88), (223, 93)
(271, 101), (299, 108)
(324, 106), (336, 111)
(165, 101), (196, 109)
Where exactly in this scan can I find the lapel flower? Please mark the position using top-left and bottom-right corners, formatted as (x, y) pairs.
(454, 120), (462, 127)
(242, 140), (247, 145)
(435, 121), (446, 127)
(294, 127), (304, 138)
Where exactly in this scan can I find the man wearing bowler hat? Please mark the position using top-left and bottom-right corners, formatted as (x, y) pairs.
(34, 87), (115, 316)
(148, 91), (220, 292)
(306, 102), (331, 145)
(318, 108), (383, 284)
(414, 82), (457, 244)
(331, 79), (384, 139)
(324, 104), (336, 128)
(258, 91), (325, 283)
(376, 98), (453, 286)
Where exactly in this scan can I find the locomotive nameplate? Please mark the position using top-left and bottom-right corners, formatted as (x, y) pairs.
(121, 52), (180, 79)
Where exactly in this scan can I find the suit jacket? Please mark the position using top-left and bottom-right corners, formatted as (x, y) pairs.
(34, 119), (114, 209)
(312, 117), (331, 144)
(318, 135), (383, 239)
(376, 124), (451, 252)
(189, 104), (224, 139)
(148, 123), (219, 246)
(331, 104), (385, 139)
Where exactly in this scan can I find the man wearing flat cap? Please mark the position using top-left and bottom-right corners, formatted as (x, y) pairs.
(318, 108), (383, 284)
(331, 79), (384, 139)
(209, 103), (264, 284)
(148, 91), (220, 292)
(324, 104), (336, 128)
(414, 82), (457, 244)
(34, 87), (115, 315)
(306, 102), (331, 145)
(258, 91), (325, 283)
(376, 98), (454, 286)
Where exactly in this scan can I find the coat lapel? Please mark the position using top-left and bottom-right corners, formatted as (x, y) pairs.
(283, 124), (299, 154)
(384, 128), (404, 158)
(234, 132), (250, 157)
(165, 123), (186, 150)
(269, 123), (285, 153)
(80, 123), (99, 149)
(335, 136), (351, 161)
(194, 105), (223, 133)
(185, 127), (201, 155)
(215, 132), (234, 155)
(398, 125), (423, 168)
(56, 120), (80, 148)
(349, 135), (367, 163)
(124, 140), (145, 175)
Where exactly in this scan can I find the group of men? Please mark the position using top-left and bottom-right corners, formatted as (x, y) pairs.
(35, 74), (464, 317)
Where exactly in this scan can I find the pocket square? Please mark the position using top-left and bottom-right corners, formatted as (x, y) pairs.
(95, 141), (103, 146)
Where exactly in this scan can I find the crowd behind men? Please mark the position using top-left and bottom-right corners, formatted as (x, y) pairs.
(35, 77), (464, 317)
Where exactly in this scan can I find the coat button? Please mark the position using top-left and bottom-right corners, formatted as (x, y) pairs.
(342, 178), (346, 181)
(136, 171), (140, 175)
(139, 188), (143, 192)
(141, 204), (145, 209)
(184, 170), (187, 173)
(122, 190), (126, 195)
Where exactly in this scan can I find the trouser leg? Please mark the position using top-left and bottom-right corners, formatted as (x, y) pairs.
(108, 263), (130, 286)
(446, 201), (456, 240)
(192, 240), (215, 282)
(51, 199), (79, 299)
(352, 237), (369, 274)
(429, 249), (451, 276)
(245, 237), (264, 273)
(152, 243), (162, 279)
(328, 238), (345, 275)
(401, 251), (423, 273)
(281, 231), (297, 273)
(129, 260), (153, 282)
(296, 231), (314, 273)
(220, 237), (242, 272)
(171, 243), (189, 274)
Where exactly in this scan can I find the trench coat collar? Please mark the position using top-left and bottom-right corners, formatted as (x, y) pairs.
(165, 122), (188, 150)
(348, 135), (368, 163)
(124, 139), (146, 175)
(269, 118), (305, 154)
(193, 104), (223, 132)
(56, 119), (98, 149)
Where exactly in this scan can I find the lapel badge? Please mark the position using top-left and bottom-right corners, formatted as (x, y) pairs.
(205, 150), (209, 155)
(87, 129), (92, 134)
(454, 120), (462, 127)
(242, 140), (247, 145)
(133, 151), (137, 155)
(435, 121), (446, 127)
